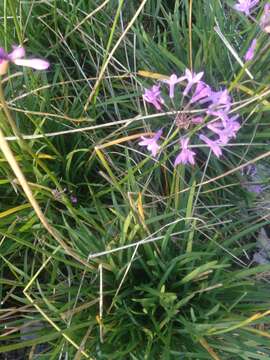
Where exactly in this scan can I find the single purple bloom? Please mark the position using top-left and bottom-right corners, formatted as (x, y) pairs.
(242, 164), (257, 177)
(143, 85), (164, 110)
(139, 129), (163, 157)
(208, 122), (240, 144)
(203, 89), (231, 112)
(199, 134), (223, 158)
(207, 115), (240, 144)
(190, 81), (212, 104)
(244, 39), (257, 62)
(233, 0), (259, 16)
(0, 45), (49, 74)
(162, 73), (185, 98)
(183, 69), (204, 96)
(174, 137), (196, 166)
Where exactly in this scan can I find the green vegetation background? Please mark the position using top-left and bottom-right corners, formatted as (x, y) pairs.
(0, 1), (270, 359)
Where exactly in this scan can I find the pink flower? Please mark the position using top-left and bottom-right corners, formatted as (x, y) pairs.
(203, 89), (231, 112)
(190, 81), (212, 104)
(174, 138), (196, 166)
(233, 0), (259, 16)
(199, 134), (222, 158)
(207, 116), (240, 144)
(183, 69), (204, 96)
(139, 129), (163, 157)
(143, 85), (164, 110)
(244, 39), (257, 62)
(162, 73), (185, 98)
(0, 45), (49, 75)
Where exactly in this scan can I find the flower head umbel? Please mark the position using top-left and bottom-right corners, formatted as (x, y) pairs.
(244, 39), (257, 62)
(139, 129), (162, 157)
(174, 137), (196, 166)
(143, 85), (164, 110)
(162, 74), (185, 98)
(0, 45), (50, 75)
(233, 0), (259, 16)
(183, 69), (204, 96)
(199, 134), (222, 158)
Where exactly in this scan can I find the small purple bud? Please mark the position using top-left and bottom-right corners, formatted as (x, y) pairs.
(244, 39), (257, 62)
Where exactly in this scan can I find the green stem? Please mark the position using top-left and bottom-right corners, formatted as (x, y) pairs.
(8, 0), (23, 45)
(0, 78), (62, 192)
(0, 78), (22, 139)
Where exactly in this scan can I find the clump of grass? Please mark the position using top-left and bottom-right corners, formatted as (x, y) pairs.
(0, 1), (269, 359)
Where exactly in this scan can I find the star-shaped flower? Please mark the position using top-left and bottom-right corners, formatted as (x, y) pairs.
(199, 134), (223, 158)
(143, 85), (164, 110)
(162, 73), (185, 98)
(183, 69), (204, 96)
(207, 115), (240, 144)
(174, 138), (196, 166)
(190, 81), (212, 104)
(139, 129), (163, 157)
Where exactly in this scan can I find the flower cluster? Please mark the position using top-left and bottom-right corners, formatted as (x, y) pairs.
(139, 69), (241, 166)
(139, 2), (270, 166)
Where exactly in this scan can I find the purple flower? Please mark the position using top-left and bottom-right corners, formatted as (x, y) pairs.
(207, 116), (240, 144)
(183, 69), (204, 96)
(162, 73), (185, 98)
(242, 164), (257, 177)
(247, 184), (263, 193)
(139, 129), (163, 157)
(244, 39), (257, 62)
(174, 138), (196, 166)
(203, 89), (232, 112)
(190, 81), (212, 104)
(233, 0), (259, 16)
(0, 45), (49, 75)
(143, 85), (164, 110)
(207, 109), (230, 126)
(199, 134), (222, 158)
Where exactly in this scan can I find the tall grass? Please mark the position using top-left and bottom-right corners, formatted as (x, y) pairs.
(0, 0), (269, 359)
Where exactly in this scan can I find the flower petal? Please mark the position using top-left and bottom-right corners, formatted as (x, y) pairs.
(0, 48), (8, 60)
(13, 58), (50, 70)
(8, 46), (25, 61)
